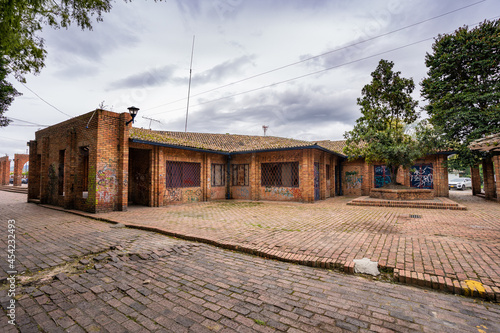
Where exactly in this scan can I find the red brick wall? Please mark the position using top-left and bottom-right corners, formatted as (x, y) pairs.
(29, 110), (129, 213)
(342, 154), (450, 197)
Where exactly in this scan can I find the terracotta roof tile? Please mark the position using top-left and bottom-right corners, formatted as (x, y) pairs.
(130, 128), (338, 154)
(469, 133), (500, 152)
(130, 128), (348, 155)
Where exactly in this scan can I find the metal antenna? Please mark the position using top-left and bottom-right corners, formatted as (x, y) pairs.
(142, 116), (161, 130)
(185, 35), (195, 132)
(262, 125), (269, 136)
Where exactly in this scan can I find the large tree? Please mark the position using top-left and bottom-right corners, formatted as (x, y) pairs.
(421, 19), (500, 167)
(0, 0), (161, 125)
(344, 59), (435, 186)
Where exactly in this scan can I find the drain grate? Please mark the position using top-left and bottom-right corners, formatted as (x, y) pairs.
(409, 214), (422, 218)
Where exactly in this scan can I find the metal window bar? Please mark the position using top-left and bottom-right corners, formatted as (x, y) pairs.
(261, 162), (299, 187)
(166, 161), (201, 188)
(211, 164), (226, 187)
(232, 164), (249, 186)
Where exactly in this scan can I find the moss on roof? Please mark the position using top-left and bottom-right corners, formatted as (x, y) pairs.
(129, 128), (347, 155)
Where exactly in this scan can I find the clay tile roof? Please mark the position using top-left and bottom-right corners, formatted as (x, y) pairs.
(315, 140), (348, 155)
(129, 128), (324, 153)
(469, 133), (500, 152)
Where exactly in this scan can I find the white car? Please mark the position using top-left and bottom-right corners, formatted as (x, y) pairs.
(449, 178), (472, 190)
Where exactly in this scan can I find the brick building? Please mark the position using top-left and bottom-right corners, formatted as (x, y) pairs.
(28, 109), (451, 213)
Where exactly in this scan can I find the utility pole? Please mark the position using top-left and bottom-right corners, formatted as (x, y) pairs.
(185, 35), (195, 132)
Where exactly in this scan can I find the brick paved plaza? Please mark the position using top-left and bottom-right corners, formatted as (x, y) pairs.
(87, 191), (500, 300)
(1, 191), (500, 332)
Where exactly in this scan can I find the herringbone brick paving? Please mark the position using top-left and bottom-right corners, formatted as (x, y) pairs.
(1, 191), (500, 332)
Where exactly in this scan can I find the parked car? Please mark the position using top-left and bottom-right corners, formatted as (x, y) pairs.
(449, 177), (472, 190)
(9, 177), (13, 184)
(22, 178), (28, 184)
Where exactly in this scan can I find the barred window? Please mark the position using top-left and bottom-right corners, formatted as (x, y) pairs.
(211, 164), (226, 187)
(166, 161), (200, 188)
(261, 162), (299, 187)
(232, 164), (249, 186)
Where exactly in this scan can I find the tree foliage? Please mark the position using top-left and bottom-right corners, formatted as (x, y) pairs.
(0, 0), (161, 124)
(0, 58), (20, 127)
(421, 19), (500, 167)
(344, 59), (436, 185)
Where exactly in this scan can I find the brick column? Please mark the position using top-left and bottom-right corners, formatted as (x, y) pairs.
(0, 156), (9, 185)
(434, 155), (449, 197)
(40, 137), (50, 204)
(13, 154), (29, 186)
(301, 149), (314, 202)
(150, 146), (160, 207)
(250, 153), (259, 201)
(117, 112), (130, 211)
(471, 165), (481, 195)
(483, 157), (496, 200)
(494, 155), (500, 202)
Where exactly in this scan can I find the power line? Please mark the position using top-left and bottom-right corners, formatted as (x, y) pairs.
(146, 15), (499, 116)
(7, 117), (49, 127)
(20, 82), (72, 118)
(144, 0), (486, 115)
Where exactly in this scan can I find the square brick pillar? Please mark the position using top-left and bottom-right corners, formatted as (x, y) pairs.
(301, 149), (314, 202)
(0, 156), (9, 185)
(471, 165), (481, 196)
(494, 155), (500, 202)
(483, 157), (496, 200)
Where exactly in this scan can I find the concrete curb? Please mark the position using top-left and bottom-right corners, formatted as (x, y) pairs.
(37, 203), (499, 303)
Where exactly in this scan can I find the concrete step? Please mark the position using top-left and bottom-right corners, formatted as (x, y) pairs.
(0, 185), (28, 194)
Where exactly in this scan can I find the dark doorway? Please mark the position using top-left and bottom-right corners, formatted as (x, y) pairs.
(128, 148), (151, 206)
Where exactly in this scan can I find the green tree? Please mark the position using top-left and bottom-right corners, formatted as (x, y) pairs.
(421, 19), (500, 167)
(0, 58), (20, 127)
(0, 0), (162, 121)
(344, 59), (435, 186)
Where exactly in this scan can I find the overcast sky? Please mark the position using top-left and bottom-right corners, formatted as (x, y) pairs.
(1, 0), (498, 161)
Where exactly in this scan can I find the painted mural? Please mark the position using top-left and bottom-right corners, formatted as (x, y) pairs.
(96, 163), (118, 207)
(410, 164), (433, 189)
(343, 166), (363, 196)
(374, 165), (391, 188)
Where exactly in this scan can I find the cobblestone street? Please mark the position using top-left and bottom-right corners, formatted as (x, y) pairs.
(1, 191), (500, 332)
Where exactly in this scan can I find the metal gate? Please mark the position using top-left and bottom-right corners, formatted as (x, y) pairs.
(314, 163), (320, 201)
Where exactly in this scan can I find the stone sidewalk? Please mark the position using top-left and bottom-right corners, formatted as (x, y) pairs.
(1, 191), (500, 332)
(64, 191), (500, 301)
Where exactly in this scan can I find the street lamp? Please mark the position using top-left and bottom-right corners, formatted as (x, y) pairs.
(126, 106), (139, 126)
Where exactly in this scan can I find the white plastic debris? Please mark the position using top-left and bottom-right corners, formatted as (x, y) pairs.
(353, 258), (380, 276)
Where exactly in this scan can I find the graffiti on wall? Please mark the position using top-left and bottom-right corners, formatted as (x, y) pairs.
(374, 165), (391, 188)
(233, 187), (250, 199)
(410, 164), (433, 189)
(264, 186), (302, 199)
(345, 171), (363, 190)
(164, 188), (182, 202)
(185, 188), (202, 203)
(96, 164), (117, 204)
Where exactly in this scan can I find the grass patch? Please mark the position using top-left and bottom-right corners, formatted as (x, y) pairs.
(254, 319), (267, 326)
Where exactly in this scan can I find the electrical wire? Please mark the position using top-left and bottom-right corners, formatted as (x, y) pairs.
(20, 82), (73, 118)
(144, 0), (487, 115)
